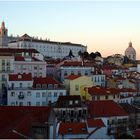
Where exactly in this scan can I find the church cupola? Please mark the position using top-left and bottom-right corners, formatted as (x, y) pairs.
(125, 41), (136, 61)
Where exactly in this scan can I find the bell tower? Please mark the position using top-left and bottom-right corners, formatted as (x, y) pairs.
(0, 21), (8, 47)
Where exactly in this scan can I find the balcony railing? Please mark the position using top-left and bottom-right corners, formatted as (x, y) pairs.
(18, 95), (25, 99)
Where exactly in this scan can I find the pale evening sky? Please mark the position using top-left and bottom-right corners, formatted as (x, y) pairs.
(0, 1), (140, 59)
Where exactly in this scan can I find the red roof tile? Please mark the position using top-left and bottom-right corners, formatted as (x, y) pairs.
(66, 74), (81, 80)
(88, 100), (128, 117)
(59, 122), (88, 135)
(33, 77), (60, 86)
(0, 48), (39, 54)
(0, 106), (51, 139)
(15, 56), (25, 61)
(88, 86), (120, 96)
(87, 118), (105, 128)
(9, 73), (32, 81)
(134, 130), (140, 138)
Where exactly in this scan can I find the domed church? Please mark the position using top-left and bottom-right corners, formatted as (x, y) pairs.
(125, 42), (136, 61)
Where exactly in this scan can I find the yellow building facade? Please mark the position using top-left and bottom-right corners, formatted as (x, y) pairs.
(64, 75), (94, 99)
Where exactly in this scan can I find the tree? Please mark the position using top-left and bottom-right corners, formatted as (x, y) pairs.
(78, 50), (82, 56)
(95, 51), (101, 57)
(68, 49), (75, 58)
(83, 51), (89, 59)
(89, 52), (96, 60)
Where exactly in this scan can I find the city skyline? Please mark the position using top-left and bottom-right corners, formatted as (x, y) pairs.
(0, 1), (140, 58)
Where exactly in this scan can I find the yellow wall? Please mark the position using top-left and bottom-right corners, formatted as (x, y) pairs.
(82, 87), (119, 102)
(68, 76), (93, 98)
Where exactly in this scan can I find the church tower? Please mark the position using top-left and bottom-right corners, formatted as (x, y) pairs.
(0, 21), (8, 47)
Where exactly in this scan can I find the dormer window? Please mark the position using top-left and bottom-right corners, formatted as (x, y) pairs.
(69, 100), (73, 105)
(68, 128), (72, 133)
(75, 100), (79, 104)
(54, 84), (58, 88)
(36, 84), (41, 88)
(48, 84), (53, 88)
(18, 75), (22, 79)
(42, 84), (47, 89)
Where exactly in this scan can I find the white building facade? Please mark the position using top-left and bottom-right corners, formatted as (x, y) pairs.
(7, 73), (66, 106)
(14, 56), (46, 78)
(9, 34), (87, 59)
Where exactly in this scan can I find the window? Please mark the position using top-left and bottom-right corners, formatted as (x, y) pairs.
(64, 72), (67, 76)
(27, 101), (31, 106)
(34, 66), (37, 70)
(27, 91), (31, 96)
(39, 73), (42, 77)
(34, 73), (37, 77)
(42, 84), (47, 88)
(2, 60), (5, 65)
(11, 102), (15, 106)
(27, 83), (31, 88)
(48, 92), (51, 97)
(36, 84), (41, 88)
(36, 102), (40, 106)
(105, 95), (108, 99)
(69, 100), (73, 105)
(48, 84), (53, 88)
(11, 92), (15, 97)
(42, 101), (47, 106)
(113, 94), (115, 99)
(95, 77), (96, 82)
(75, 100), (78, 104)
(42, 92), (46, 97)
(36, 92), (40, 98)
(19, 83), (22, 88)
(2, 75), (5, 81)
(75, 85), (79, 91)
(7, 67), (10, 72)
(71, 71), (74, 75)
(97, 95), (100, 100)
(60, 92), (63, 96)
(19, 92), (23, 96)
(78, 71), (81, 75)
(19, 102), (23, 106)
(68, 128), (72, 133)
(82, 128), (87, 132)
(85, 71), (88, 75)
(54, 92), (57, 97)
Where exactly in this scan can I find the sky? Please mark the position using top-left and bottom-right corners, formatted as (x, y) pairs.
(0, 1), (140, 59)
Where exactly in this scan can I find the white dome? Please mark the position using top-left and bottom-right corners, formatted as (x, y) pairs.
(125, 42), (136, 55)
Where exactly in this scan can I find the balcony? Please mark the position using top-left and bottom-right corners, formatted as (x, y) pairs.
(18, 95), (25, 99)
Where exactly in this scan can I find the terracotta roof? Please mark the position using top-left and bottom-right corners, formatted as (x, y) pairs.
(66, 74), (81, 80)
(59, 122), (88, 135)
(88, 100), (128, 117)
(87, 118), (105, 128)
(58, 95), (81, 101)
(56, 95), (82, 108)
(9, 73), (32, 81)
(0, 106), (51, 139)
(88, 86), (120, 96)
(134, 130), (140, 138)
(15, 56), (25, 61)
(33, 77), (60, 87)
